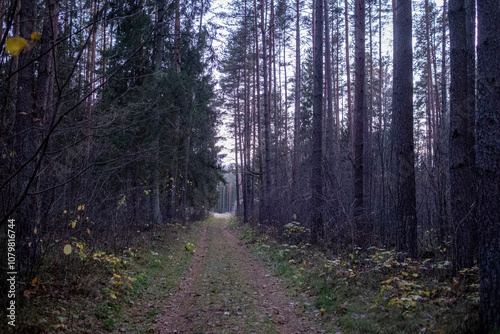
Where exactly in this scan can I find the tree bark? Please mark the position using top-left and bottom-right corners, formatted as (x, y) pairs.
(311, 0), (324, 242)
(344, 0), (352, 147)
(353, 0), (365, 243)
(477, 0), (500, 330)
(449, 0), (476, 271)
(392, 0), (417, 258)
(292, 0), (301, 205)
(325, 0), (334, 164)
(152, 0), (165, 224)
(261, 0), (271, 220)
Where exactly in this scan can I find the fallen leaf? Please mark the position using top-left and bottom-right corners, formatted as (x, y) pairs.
(63, 244), (72, 255)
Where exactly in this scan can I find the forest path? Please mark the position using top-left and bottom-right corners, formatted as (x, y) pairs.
(154, 214), (321, 334)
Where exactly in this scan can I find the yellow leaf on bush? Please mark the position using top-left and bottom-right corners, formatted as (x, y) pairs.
(5, 37), (28, 56)
(71, 221), (76, 229)
(87, 228), (91, 235)
(63, 244), (72, 255)
(31, 31), (41, 41)
(32, 277), (40, 286)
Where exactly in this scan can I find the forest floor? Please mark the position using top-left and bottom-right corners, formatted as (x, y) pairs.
(151, 213), (322, 333)
(6, 213), (478, 333)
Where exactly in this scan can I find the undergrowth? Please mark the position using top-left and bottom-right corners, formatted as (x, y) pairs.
(1, 221), (201, 333)
(236, 222), (479, 334)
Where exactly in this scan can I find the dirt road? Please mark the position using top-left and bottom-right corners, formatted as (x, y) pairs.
(154, 215), (320, 334)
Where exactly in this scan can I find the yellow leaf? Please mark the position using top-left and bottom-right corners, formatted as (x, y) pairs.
(71, 221), (76, 229)
(32, 277), (40, 286)
(5, 37), (28, 56)
(63, 244), (72, 255)
(31, 31), (41, 41)
(34, 227), (37, 234)
(109, 290), (117, 299)
(87, 228), (91, 235)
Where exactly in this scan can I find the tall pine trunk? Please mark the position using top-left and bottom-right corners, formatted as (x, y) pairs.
(311, 0), (324, 242)
(292, 0), (301, 206)
(477, 0), (500, 330)
(392, 0), (417, 258)
(261, 0), (271, 220)
(353, 0), (366, 244)
(448, 0), (476, 271)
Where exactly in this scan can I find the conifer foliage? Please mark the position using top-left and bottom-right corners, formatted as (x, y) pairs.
(0, 0), (222, 279)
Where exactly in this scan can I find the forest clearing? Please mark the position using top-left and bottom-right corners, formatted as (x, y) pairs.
(1, 0), (499, 332)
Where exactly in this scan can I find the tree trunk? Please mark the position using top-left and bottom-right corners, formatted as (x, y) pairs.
(325, 0), (334, 164)
(344, 0), (352, 147)
(174, 0), (181, 73)
(244, 2), (251, 223)
(292, 0), (301, 205)
(234, 95), (241, 214)
(477, 0), (500, 330)
(254, 0), (263, 221)
(311, 0), (324, 242)
(449, 0), (476, 271)
(261, 0), (271, 220)
(152, 0), (165, 225)
(365, 0), (373, 229)
(393, 0), (417, 258)
(353, 0), (365, 244)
